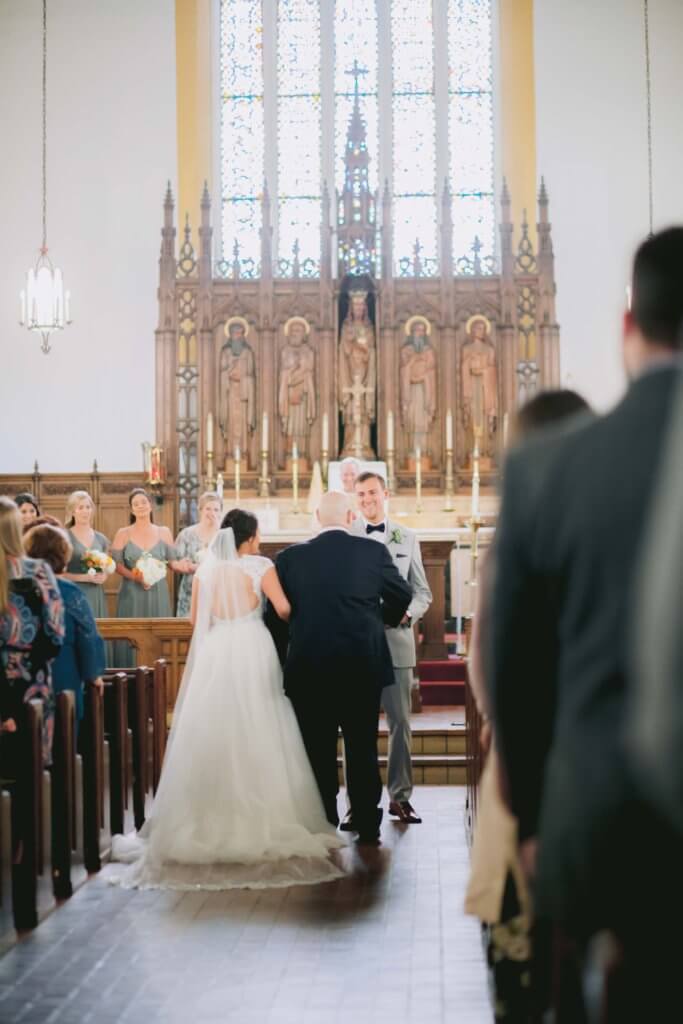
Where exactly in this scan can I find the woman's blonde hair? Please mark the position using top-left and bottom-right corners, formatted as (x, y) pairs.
(198, 491), (221, 512)
(0, 496), (25, 615)
(65, 490), (95, 528)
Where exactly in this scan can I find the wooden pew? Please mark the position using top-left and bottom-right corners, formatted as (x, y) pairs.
(10, 701), (54, 930)
(150, 660), (168, 792)
(0, 788), (13, 951)
(102, 672), (134, 837)
(52, 691), (76, 900)
(82, 683), (111, 873)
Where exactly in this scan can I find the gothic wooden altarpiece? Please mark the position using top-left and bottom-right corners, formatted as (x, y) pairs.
(156, 83), (560, 528)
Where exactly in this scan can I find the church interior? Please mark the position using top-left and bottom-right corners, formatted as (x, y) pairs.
(1, 1), (682, 1021)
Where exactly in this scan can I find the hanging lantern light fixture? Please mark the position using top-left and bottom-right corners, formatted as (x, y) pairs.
(19, 0), (71, 354)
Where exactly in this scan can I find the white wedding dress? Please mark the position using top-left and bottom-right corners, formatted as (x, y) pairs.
(110, 528), (344, 890)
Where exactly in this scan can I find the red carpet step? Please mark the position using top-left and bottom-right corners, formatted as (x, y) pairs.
(418, 657), (467, 706)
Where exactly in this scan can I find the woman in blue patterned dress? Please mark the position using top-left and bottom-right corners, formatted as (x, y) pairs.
(0, 498), (64, 768)
(24, 524), (105, 730)
(174, 492), (222, 617)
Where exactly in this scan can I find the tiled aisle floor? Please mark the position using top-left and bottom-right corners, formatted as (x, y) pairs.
(0, 788), (491, 1024)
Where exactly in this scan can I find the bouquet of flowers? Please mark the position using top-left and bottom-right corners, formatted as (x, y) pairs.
(83, 549), (116, 577)
(133, 553), (168, 587)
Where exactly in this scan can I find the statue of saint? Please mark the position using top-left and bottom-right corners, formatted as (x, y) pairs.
(461, 314), (498, 459)
(278, 317), (316, 459)
(218, 317), (256, 457)
(338, 290), (376, 457)
(399, 316), (437, 454)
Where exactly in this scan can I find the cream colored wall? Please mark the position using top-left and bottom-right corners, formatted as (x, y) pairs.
(534, 0), (683, 411)
(0, 0), (177, 473)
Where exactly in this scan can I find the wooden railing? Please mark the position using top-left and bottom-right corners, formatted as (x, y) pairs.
(97, 618), (192, 713)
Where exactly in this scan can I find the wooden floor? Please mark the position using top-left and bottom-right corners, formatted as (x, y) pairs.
(0, 788), (490, 1024)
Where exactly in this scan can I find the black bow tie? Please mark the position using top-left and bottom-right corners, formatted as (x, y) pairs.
(366, 523), (386, 535)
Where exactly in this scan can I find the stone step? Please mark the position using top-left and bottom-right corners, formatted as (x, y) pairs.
(337, 726), (467, 757)
(337, 753), (467, 786)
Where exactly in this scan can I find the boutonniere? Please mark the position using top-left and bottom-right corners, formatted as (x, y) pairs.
(389, 527), (403, 545)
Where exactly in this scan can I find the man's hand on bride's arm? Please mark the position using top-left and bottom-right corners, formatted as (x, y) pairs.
(262, 566), (291, 621)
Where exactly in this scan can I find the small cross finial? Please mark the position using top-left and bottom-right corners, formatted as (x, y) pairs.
(345, 59), (369, 98)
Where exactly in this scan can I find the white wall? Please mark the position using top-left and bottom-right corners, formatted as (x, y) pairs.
(0, 0), (176, 472)
(534, 0), (683, 411)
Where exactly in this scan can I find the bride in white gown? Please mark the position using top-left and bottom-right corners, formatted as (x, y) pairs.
(110, 513), (345, 890)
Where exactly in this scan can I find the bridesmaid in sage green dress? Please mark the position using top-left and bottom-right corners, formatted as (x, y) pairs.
(174, 491), (222, 617)
(62, 490), (111, 619)
(111, 489), (190, 667)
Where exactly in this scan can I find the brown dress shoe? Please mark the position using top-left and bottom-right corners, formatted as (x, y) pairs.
(388, 800), (422, 824)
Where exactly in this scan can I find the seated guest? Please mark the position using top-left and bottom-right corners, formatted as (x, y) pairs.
(111, 489), (186, 665)
(62, 490), (111, 619)
(0, 497), (64, 770)
(466, 389), (591, 1023)
(174, 491), (221, 617)
(14, 493), (40, 531)
(24, 524), (104, 729)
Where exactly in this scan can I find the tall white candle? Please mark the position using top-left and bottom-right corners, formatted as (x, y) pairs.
(387, 410), (395, 450)
(502, 413), (509, 450)
(446, 409), (453, 450)
(206, 412), (214, 454)
(322, 412), (329, 452)
(471, 440), (480, 519)
(261, 411), (268, 451)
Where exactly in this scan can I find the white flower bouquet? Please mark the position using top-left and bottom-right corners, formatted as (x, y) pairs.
(133, 553), (167, 587)
(83, 549), (116, 576)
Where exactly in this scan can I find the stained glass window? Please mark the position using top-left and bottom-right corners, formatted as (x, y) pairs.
(391, 1), (438, 276)
(448, 0), (495, 272)
(334, 0), (379, 195)
(219, 0), (264, 277)
(276, 0), (321, 275)
(218, 1), (496, 278)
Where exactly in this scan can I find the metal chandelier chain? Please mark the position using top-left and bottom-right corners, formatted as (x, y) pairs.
(644, 0), (653, 236)
(42, 0), (47, 250)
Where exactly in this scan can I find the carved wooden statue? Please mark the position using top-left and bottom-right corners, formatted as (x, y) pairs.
(399, 315), (437, 456)
(278, 316), (316, 460)
(339, 290), (376, 457)
(461, 314), (498, 460)
(218, 317), (256, 458)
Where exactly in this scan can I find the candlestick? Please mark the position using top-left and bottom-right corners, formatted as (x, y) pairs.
(234, 445), (241, 502)
(261, 411), (268, 452)
(387, 410), (395, 451)
(258, 446), (270, 498)
(322, 412), (329, 453)
(471, 434), (481, 520)
(415, 446), (422, 514)
(446, 409), (453, 450)
(206, 451), (215, 489)
(292, 442), (300, 513)
(502, 412), (509, 450)
(206, 412), (214, 455)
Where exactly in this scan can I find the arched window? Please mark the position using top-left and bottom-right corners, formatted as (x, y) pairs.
(219, 0), (495, 277)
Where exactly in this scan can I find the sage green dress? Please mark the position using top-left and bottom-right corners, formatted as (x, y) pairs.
(112, 537), (178, 667)
(66, 529), (111, 619)
(174, 525), (213, 617)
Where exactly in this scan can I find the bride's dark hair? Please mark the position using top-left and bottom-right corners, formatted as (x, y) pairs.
(221, 508), (258, 550)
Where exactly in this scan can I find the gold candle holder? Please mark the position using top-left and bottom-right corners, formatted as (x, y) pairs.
(387, 448), (396, 495)
(443, 447), (455, 512)
(321, 448), (329, 487)
(206, 450), (215, 490)
(234, 446), (241, 503)
(291, 444), (300, 513)
(258, 450), (270, 498)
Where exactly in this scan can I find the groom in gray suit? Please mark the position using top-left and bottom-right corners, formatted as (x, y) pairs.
(346, 471), (432, 824)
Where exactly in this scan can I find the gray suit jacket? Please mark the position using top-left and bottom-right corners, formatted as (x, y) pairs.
(351, 518), (432, 668)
